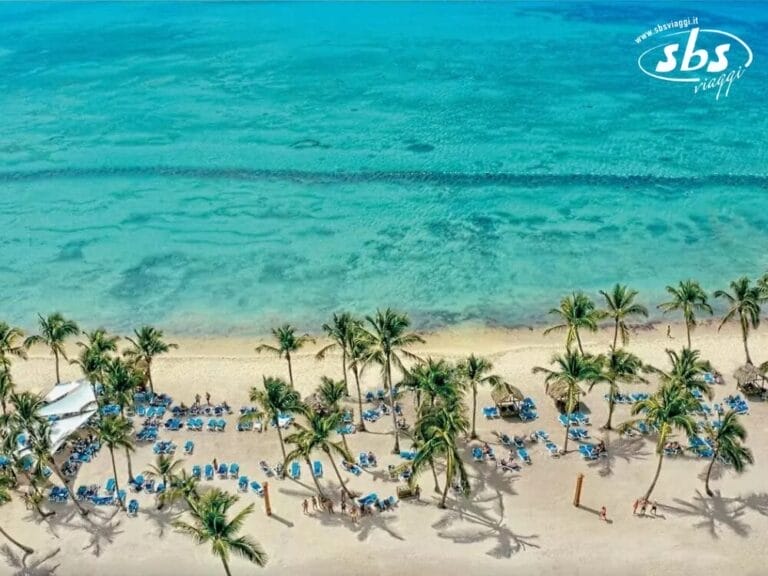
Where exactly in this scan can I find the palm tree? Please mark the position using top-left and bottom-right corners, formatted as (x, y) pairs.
(26, 421), (89, 516)
(317, 376), (346, 413)
(284, 409), (354, 498)
(701, 410), (753, 496)
(72, 328), (119, 400)
(316, 313), (360, 395)
(94, 416), (134, 511)
(160, 469), (201, 509)
(658, 280), (712, 348)
(0, 365), (14, 415)
(457, 355), (503, 439)
(622, 383), (698, 501)
(714, 277), (763, 365)
(600, 284), (648, 349)
(6, 391), (47, 432)
(0, 423), (53, 519)
(347, 329), (372, 432)
(173, 488), (267, 576)
(243, 377), (302, 474)
(145, 454), (184, 508)
(409, 400), (470, 508)
(361, 309), (424, 453)
(256, 324), (313, 388)
(0, 474), (34, 556)
(544, 292), (603, 354)
(405, 358), (459, 412)
(124, 326), (177, 395)
(594, 349), (647, 430)
(533, 351), (602, 453)
(0, 322), (27, 368)
(25, 313), (79, 383)
(652, 348), (712, 400)
(103, 358), (141, 480)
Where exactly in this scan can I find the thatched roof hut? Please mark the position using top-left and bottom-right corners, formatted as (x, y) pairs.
(733, 364), (766, 395)
(491, 383), (524, 413)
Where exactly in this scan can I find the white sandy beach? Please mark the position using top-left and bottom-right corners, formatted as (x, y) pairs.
(4, 321), (768, 576)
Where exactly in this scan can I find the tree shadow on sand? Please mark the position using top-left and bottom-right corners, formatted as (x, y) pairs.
(42, 506), (125, 557)
(662, 490), (753, 538)
(587, 435), (650, 477)
(0, 545), (61, 576)
(430, 485), (538, 559)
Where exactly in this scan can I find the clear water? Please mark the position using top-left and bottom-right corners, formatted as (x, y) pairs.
(1, 2), (767, 334)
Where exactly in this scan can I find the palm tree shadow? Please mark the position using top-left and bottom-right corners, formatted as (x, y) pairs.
(0, 545), (61, 576)
(663, 490), (750, 538)
(587, 435), (650, 477)
(43, 507), (125, 557)
(431, 489), (539, 558)
(696, 460), (725, 483)
(141, 505), (183, 537)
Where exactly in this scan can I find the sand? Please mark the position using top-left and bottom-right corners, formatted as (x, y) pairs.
(3, 320), (767, 576)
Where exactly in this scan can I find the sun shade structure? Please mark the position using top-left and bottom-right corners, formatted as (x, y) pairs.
(30, 379), (99, 453)
(491, 382), (525, 412)
(733, 364), (766, 396)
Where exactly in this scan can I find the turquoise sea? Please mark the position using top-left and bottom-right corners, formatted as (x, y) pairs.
(1, 2), (767, 335)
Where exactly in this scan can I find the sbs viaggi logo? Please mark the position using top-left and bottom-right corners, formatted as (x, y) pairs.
(635, 17), (753, 100)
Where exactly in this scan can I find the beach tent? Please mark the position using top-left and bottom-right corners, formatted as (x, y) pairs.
(491, 383), (525, 414)
(733, 364), (766, 396)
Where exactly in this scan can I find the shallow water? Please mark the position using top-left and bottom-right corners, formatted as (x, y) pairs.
(1, 2), (767, 334)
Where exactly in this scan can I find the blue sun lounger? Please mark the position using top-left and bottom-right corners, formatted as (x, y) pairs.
(105, 478), (116, 493)
(184, 440), (194, 455)
(128, 499), (139, 516)
(472, 446), (484, 461)
(399, 450), (416, 460)
(251, 480), (264, 496)
(358, 493), (378, 507)
(229, 463), (239, 478)
(313, 460), (323, 478)
(516, 447), (531, 464)
(578, 445), (598, 460)
(545, 441), (560, 457)
(359, 452), (370, 468)
(238, 476), (248, 492)
(204, 464), (214, 480)
(342, 460), (362, 476)
(217, 463), (228, 478)
(290, 461), (301, 479)
(192, 465), (201, 479)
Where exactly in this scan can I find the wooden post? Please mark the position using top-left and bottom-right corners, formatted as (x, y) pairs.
(264, 481), (272, 516)
(573, 473), (584, 507)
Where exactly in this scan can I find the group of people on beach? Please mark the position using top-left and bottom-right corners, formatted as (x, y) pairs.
(632, 498), (658, 517)
(301, 488), (394, 524)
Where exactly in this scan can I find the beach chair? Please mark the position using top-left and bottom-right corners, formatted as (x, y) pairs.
(520, 409), (538, 422)
(260, 460), (274, 476)
(184, 440), (194, 455)
(399, 450), (416, 461)
(534, 430), (550, 442)
(105, 478), (116, 494)
(545, 441), (560, 457)
(482, 406), (499, 419)
(131, 475), (145, 491)
(578, 445), (598, 460)
(500, 433), (513, 447)
(516, 447), (531, 464)
(290, 461), (301, 480)
(76, 485), (89, 501)
(229, 463), (240, 478)
(217, 463), (228, 478)
(217, 418), (227, 431)
(358, 452), (370, 468)
(472, 447), (484, 462)
(192, 465), (202, 479)
(342, 460), (362, 476)
(337, 424), (355, 435)
(313, 460), (323, 478)
(207, 418), (217, 431)
(128, 499), (139, 516)
(636, 422), (649, 435)
(558, 414), (570, 427)
(365, 391), (375, 403)
(385, 495), (397, 508)
(205, 464), (214, 480)
(250, 481), (264, 496)
(238, 476), (248, 492)
(136, 405), (146, 417)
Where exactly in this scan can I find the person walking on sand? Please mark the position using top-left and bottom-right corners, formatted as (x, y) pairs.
(650, 501), (658, 517)
(302, 499), (309, 515)
(213, 458), (218, 472)
(599, 506), (607, 522)
(640, 500), (647, 516)
(666, 325), (672, 339)
(311, 496), (318, 511)
(327, 500), (334, 515)
(205, 392), (211, 405)
(633, 498), (640, 515)
(341, 499), (347, 514)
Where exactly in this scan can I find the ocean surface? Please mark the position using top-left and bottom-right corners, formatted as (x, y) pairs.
(1, 2), (767, 335)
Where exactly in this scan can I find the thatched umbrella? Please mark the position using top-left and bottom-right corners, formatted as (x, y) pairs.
(733, 364), (766, 395)
(491, 383), (525, 414)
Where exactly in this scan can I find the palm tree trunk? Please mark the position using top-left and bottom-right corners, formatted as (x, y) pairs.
(439, 469), (451, 508)
(341, 351), (349, 395)
(221, 556), (232, 576)
(352, 366), (365, 432)
(741, 319), (752, 364)
(644, 452), (665, 501)
(575, 331), (584, 355)
(2, 398), (7, 415)
(613, 319), (619, 350)
(305, 457), (325, 498)
(109, 448), (125, 510)
(685, 321), (692, 349)
(0, 525), (33, 556)
(286, 353), (294, 387)
(704, 450), (718, 497)
(563, 418), (571, 454)
(51, 462), (88, 516)
(147, 361), (155, 395)
(470, 385), (478, 439)
(327, 452), (352, 498)
(54, 349), (60, 384)
(125, 447), (134, 482)
(276, 425), (287, 478)
(430, 459), (440, 493)
(386, 358), (400, 454)
(605, 386), (615, 430)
